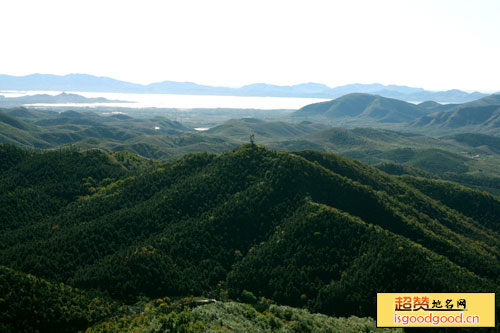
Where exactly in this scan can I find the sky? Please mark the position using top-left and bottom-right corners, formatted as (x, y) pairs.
(1, 0), (499, 92)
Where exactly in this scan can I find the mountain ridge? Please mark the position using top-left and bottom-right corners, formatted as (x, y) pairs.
(0, 73), (489, 103)
(0, 92), (128, 107)
(294, 92), (500, 132)
(293, 93), (431, 123)
(409, 95), (500, 130)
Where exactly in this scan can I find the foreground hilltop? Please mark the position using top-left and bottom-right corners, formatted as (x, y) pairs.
(0, 144), (499, 330)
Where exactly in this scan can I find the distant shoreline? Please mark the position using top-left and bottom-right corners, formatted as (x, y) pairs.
(0, 73), (491, 103)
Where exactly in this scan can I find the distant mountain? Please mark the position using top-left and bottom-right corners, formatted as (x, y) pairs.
(236, 82), (332, 97)
(417, 100), (458, 112)
(411, 105), (500, 129)
(328, 83), (424, 96)
(0, 74), (488, 102)
(0, 74), (142, 92)
(293, 93), (429, 123)
(293, 92), (500, 131)
(378, 89), (488, 103)
(458, 93), (500, 108)
(0, 92), (128, 107)
(410, 94), (500, 131)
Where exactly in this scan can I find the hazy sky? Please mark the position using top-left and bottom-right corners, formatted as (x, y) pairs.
(2, 0), (499, 91)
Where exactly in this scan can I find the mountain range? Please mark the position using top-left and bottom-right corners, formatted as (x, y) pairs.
(0, 92), (127, 107)
(410, 94), (500, 129)
(0, 73), (490, 103)
(293, 92), (500, 133)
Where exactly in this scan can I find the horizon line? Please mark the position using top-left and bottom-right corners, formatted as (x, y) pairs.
(0, 72), (496, 94)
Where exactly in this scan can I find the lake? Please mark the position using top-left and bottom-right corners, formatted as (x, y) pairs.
(0, 90), (330, 110)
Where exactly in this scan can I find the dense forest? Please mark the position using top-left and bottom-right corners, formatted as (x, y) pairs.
(1, 143), (499, 331)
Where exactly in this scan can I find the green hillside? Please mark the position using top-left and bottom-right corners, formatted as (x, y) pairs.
(1, 265), (398, 333)
(411, 105), (500, 131)
(377, 148), (469, 173)
(0, 111), (50, 147)
(206, 118), (328, 141)
(293, 93), (428, 123)
(291, 92), (500, 133)
(0, 144), (499, 331)
(0, 144), (152, 232)
(0, 265), (118, 333)
(410, 94), (500, 133)
(2, 107), (500, 196)
(400, 176), (500, 231)
(270, 127), (426, 153)
(0, 108), (242, 160)
(88, 297), (400, 332)
(269, 127), (493, 176)
(459, 93), (500, 108)
(443, 132), (500, 154)
(0, 111), (34, 130)
(377, 162), (500, 196)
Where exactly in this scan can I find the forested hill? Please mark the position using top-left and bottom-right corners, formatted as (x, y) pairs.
(293, 93), (430, 122)
(293, 92), (500, 133)
(1, 144), (499, 331)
